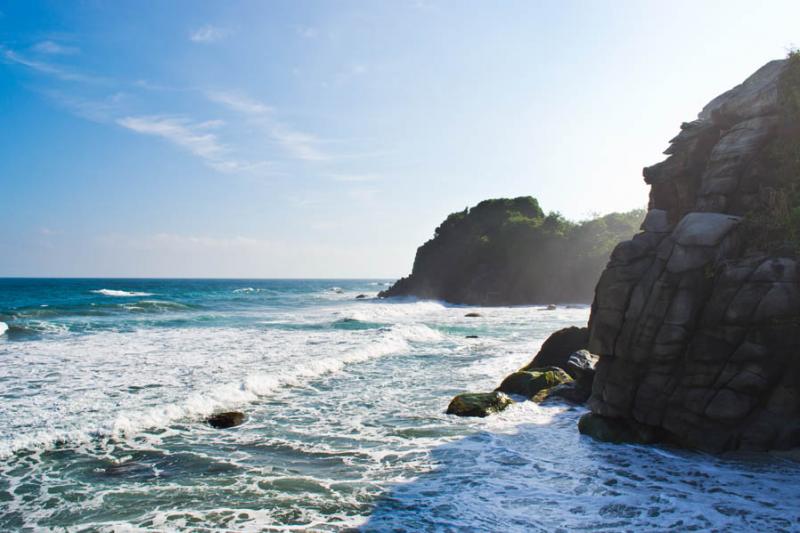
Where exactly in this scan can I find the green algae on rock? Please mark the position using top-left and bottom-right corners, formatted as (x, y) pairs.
(496, 368), (572, 398)
(446, 391), (513, 417)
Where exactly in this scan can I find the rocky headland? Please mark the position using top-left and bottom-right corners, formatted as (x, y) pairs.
(447, 53), (800, 454)
(380, 197), (643, 305)
(582, 53), (800, 452)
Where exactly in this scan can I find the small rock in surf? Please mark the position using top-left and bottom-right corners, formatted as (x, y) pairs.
(207, 411), (246, 429)
(446, 391), (512, 417)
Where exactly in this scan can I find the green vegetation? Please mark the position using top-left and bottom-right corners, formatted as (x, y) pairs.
(383, 196), (645, 304)
(742, 49), (800, 254)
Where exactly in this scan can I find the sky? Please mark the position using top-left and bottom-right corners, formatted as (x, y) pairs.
(1, 0), (799, 278)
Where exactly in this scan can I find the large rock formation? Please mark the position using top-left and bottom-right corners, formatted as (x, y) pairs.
(583, 55), (800, 452)
(380, 198), (644, 305)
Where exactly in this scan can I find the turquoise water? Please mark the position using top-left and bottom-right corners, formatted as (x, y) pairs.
(0, 279), (798, 531)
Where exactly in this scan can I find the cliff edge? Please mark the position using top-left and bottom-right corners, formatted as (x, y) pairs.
(584, 54), (800, 452)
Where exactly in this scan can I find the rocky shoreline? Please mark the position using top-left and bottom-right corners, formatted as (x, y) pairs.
(447, 53), (800, 454)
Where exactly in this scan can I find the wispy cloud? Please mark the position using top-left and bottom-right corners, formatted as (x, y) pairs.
(118, 115), (225, 159)
(270, 125), (326, 161)
(328, 173), (381, 182)
(296, 26), (318, 39)
(116, 115), (261, 173)
(207, 90), (326, 162)
(1, 47), (106, 83)
(41, 90), (127, 122)
(189, 25), (230, 43)
(207, 91), (272, 114)
(32, 40), (79, 55)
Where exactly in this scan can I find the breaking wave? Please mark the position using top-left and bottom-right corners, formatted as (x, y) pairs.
(92, 289), (154, 297)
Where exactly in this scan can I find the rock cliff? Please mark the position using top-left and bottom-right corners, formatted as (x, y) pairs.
(381, 197), (643, 305)
(584, 54), (800, 452)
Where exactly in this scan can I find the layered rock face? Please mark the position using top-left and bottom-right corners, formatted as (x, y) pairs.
(586, 58), (800, 451)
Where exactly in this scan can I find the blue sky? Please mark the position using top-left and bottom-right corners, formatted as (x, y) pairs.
(1, 0), (798, 277)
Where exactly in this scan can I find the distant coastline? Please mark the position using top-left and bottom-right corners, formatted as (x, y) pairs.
(380, 197), (644, 305)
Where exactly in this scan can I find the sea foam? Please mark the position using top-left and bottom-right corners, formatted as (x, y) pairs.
(92, 289), (153, 297)
(0, 322), (7, 336)
(0, 322), (443, 458)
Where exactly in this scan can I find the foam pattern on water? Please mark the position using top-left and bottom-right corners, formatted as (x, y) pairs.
(0, 280), (798, 531)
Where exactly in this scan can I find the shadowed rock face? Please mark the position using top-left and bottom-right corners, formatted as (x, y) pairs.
(379, 198), (644, 305)
(586, 58), (800, 452)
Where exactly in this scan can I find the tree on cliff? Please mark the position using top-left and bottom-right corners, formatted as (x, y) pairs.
(380, 196), (644, 305)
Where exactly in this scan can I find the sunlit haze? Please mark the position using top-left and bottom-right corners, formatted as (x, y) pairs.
(1, 0), (799, 277)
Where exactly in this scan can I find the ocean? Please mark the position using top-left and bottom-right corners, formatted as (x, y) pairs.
(0, 279), (798, 531)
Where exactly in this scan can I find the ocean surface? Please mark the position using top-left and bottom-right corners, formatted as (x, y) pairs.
(0, 279), (799, 532)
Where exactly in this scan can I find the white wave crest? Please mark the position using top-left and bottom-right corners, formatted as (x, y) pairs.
(110, 325), (440, 436)
(233, 287), (261, 293)
(0, 323), (442, 458)
(0, 322), (7, 336)
(92, 289), (153, 297)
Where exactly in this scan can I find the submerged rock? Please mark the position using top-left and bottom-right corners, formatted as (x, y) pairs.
(446, 391), (513, 417)
(578, 413), (663, 445)
(207, 411), (246, 429)
(496, 367), (572, 398)
(355, 294), (368, 299)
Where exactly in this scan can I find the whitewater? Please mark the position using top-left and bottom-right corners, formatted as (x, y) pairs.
(0, 279), (798, 531)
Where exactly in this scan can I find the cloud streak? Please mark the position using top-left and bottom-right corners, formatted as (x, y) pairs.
(116, 115), (262, 173)
(32, 41), (79, 55)
(189, 25), (230, 43)
(1, 47), (106, 83)
(207, 91), (327, 162)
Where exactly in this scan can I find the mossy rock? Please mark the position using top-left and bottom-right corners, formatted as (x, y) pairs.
(531, 382), (591, 404)
(578, 413), (662, 445)
(446, 391), (513, 417)
(496, 367), (572, 398)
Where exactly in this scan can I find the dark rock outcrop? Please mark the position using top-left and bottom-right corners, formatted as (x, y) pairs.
(380, 198), (644, 305)
(207, 411), (246, 429)
(521, 326), (589, 376)
(585, 55), (800, 452)
(446, 391), (513, 417)
(486, 328), (598, 407)
(578, 413), (664, 445)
